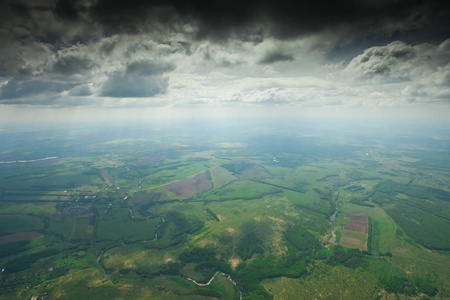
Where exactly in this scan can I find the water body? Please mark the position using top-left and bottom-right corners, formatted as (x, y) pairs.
(329, 208), (338, 243)
(329, 209), (337, 222)
(0, 156), (58, 164)
(329, 230), (336, 244)
(188, 272), (242, 300)
(128, 208), (134, 219)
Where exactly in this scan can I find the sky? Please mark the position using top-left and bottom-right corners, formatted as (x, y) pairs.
(0, 0), (449, 124)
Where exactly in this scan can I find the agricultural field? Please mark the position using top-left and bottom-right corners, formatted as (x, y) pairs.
(340, 211), (368, 250)
(0, 120), (449, 299)
(161, 171), (211, 198)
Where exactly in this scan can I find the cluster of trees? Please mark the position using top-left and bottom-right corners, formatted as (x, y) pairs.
(237, 232), (264, 260)
(285, 225), (321, 251)
(377, 180), (450, 202)
(144, 211), (205, 249)
(134, 261), (183, 278)
(385, 205), (450, 250)
(349, 198), (375, 207)
(235, 254), (309, 300)
(327, 246), (366, 269)
(0, 266), (69, 296)
(372, 180), (450, 250)
(2, 248), (59, 274)
(381, 276), (437, 297)
(310, 246), (368, 270)
(205, 208), (219, 221)
(179, 246), (231, 280)
(0, 240), (29, 258)
(167, 211), (204, 236)
(367, 217), (373, 252)
(344, 185), (365, 192)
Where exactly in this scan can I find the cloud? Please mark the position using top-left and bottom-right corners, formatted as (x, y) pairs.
(99, 60), (175, 98)
(0, 34), (182, 103)
(258, 52), (294, 64)
(347, 39), (450, 81)
(88, 0), (450, 40)
(50, 52), (96, 76)
(344, 39), (450, 103)
(0, 0), (448, 113)
(0, 39), (52, 80)
(67, 83), (93, 96)
(0, 79), (76, 100)
(244, 88), (301, 104)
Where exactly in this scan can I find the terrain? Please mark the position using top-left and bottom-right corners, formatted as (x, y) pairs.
(0, 119), (449, 299)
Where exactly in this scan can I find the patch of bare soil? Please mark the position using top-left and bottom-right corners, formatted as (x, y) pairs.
(161, 171), (211, 198)
(344, 214), (368, 233)
(0, 232), (43, 245)
(341, 236), (364, 246)
(133, 152), (166, 167)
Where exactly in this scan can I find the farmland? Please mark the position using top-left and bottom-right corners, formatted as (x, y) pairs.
(0, 120), (449, 299)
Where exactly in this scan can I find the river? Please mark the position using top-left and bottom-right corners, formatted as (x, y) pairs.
(96, 214), (241, 299)
(188, 272), (242, 300)
(329, 208), (338, 243)
(329, 209), (337, 222)
(0, 156), (58, 164)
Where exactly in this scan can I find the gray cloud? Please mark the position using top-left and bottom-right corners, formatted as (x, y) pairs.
(342, 39), (450, 104)
(99, 60), (175, 98)
(0, 79), (76, 100)
(68, 83), (93, 96)
(347, 39), (450, 83)
(50, 53), (96, 76)
(0, 0), (448, 111)
(258, 52), (294, 64)
(88, 0), (450, 41)
(0, 39), (52, 80)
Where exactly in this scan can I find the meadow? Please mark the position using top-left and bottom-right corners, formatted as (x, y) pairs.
(0, 121), (449, 299)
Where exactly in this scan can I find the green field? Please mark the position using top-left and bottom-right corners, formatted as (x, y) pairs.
(210, 166), (236, 188)
(0, 122), (449, 299)
(0, 215), (44, 235)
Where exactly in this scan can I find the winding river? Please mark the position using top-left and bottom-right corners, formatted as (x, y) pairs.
(188, 271), (242, 300)
(96, 214), (242, 299)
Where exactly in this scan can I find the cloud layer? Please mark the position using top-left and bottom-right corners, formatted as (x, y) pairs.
(0, 0), (449, 112)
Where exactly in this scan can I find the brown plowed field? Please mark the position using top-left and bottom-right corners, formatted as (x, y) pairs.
(134, 152), (166, 167)
(0, 232), (43, 245)
(161, 171), (211, 198)
(344, 224), (368, 233)
(341, 236), (364, 246)
(340, 212), (368, 250)
(344, 214), (368, 233)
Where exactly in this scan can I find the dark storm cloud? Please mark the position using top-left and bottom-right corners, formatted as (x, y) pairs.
(51, 54), (96, 76)
(0, 0), (448, 72)
(87, 0), (450, 40)
(54, 0), (84, 22)
(4, 0), (446, 44)
(99, 60), (175, 98)
(259, 52), (294, 64)
(125, 60), (175, 77)
(0, 0), (449, 106)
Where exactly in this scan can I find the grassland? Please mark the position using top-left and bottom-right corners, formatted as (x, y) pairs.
(263, 262), (380, 300)
(0, 214), (44, 235)
(0, 123), (449, 299)
(210, 166), (236, 188)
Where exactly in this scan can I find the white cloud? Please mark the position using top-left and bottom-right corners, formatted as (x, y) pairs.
(0, 29), (448, 116)
(347, 40), (450, 82)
